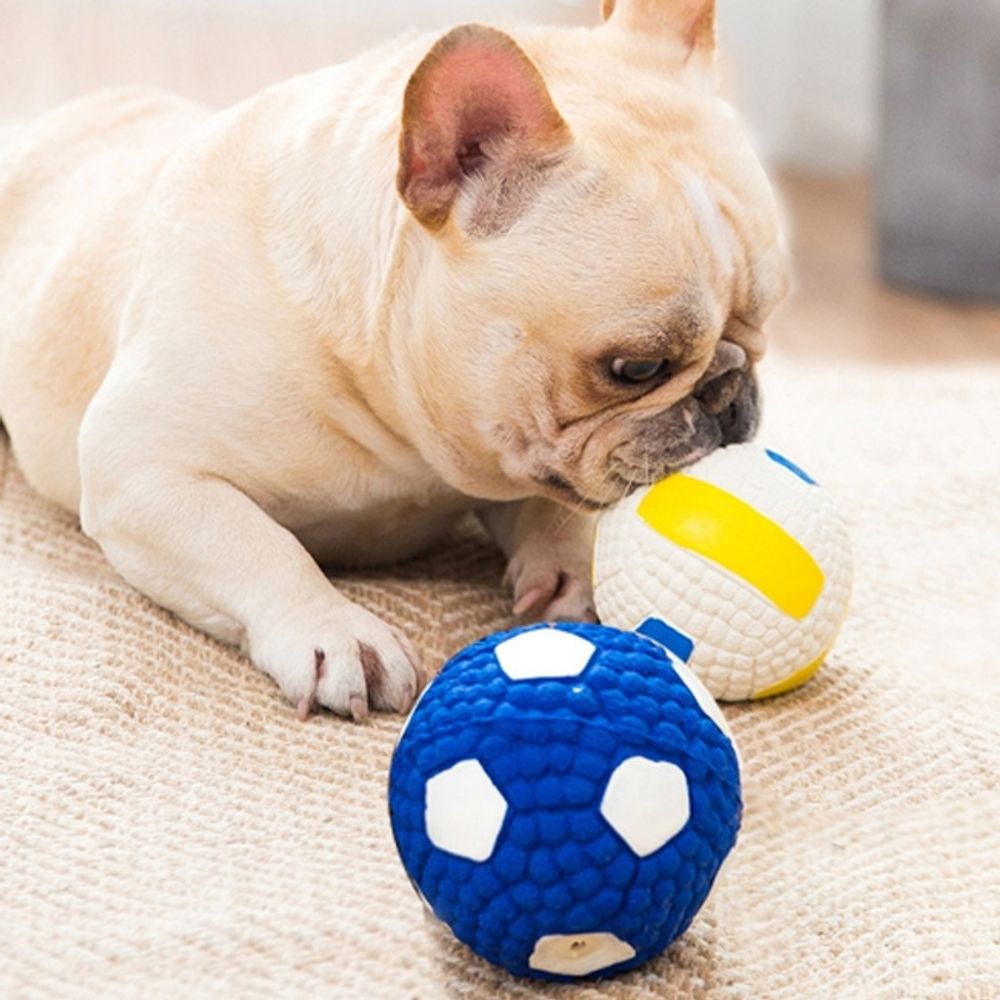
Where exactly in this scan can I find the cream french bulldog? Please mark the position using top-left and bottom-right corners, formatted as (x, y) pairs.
(0, 0), (787, 720)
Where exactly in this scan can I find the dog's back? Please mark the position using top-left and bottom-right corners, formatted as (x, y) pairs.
(0, 89), (206, 509)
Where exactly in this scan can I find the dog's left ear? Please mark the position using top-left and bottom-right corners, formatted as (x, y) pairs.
(601, 0), (716, 62)
(398, 24), (572, 234)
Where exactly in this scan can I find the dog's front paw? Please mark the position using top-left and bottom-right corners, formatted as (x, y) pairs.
(506, 546), (597, 624)
(249, 598), (422, 721)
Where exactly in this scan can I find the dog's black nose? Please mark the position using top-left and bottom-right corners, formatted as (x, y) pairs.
(696, 341), (746, 390)
(695, 366), (746, 416)
(694, 342), (761, 445)
(718, 374), (760, 443)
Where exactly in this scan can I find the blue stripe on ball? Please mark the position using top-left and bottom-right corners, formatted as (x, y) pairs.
(636, 616), (695, 664)
(765, 448), (818, 485)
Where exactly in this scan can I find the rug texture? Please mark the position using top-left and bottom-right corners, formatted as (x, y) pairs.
(1, 354), (998, 999)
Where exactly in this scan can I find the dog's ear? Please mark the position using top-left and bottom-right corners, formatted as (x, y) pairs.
(398, 24), (572, 234)
(601, 0), (716, 61)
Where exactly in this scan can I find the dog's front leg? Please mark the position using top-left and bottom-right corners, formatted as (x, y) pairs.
(78, 443), (420, 720)
(479, 499), (597, 623)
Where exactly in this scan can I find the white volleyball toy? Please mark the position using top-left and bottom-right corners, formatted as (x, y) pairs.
(593, 444), (853, 701)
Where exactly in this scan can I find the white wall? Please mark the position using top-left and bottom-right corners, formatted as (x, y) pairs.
(215, 0), (881, 172)
(97, 0), (595, 29)
(718, 0), (879, 172)
(238, 0), (882, 172)
(8, 0), (878, 172)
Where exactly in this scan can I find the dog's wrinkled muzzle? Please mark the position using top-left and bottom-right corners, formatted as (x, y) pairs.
(607, 342), (761, 490)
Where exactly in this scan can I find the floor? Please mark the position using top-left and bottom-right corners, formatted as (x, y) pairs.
(3, 1), (999, 367)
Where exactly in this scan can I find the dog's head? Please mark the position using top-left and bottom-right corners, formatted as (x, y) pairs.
(397, 0), (788, 509)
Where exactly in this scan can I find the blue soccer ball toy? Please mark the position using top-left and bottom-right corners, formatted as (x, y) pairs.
(388, 622), (741, 981)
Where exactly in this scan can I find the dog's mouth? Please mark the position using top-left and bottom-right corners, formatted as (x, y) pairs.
(537, 472), (616, 512)
(531, 358), (761, 512)
(538, 466), (673, 511)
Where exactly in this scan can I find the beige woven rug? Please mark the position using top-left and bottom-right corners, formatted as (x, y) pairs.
(2, 354), (999, 999)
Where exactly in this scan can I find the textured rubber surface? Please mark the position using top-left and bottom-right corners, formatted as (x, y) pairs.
(388, 623), (741, 981)
(594, 444), (853, 701)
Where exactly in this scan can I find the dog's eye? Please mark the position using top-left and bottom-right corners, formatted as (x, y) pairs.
(610, 358), (668, 384)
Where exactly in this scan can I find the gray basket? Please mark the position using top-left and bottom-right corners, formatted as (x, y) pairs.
(877, 0), (1000, 301)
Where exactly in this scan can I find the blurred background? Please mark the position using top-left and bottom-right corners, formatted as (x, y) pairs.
(1, 0), (998, 362)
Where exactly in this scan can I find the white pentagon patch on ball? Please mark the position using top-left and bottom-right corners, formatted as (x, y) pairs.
(494, 627), (596, 681)
(529, 932), (637, 977)
(425, 759), (507, 862)
(600, 756), (690, 857)
(593, 444), (853, 701)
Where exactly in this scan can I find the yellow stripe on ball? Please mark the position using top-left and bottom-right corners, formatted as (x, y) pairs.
(751, 645), (830, 699)
(637, 474), (825, 620)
